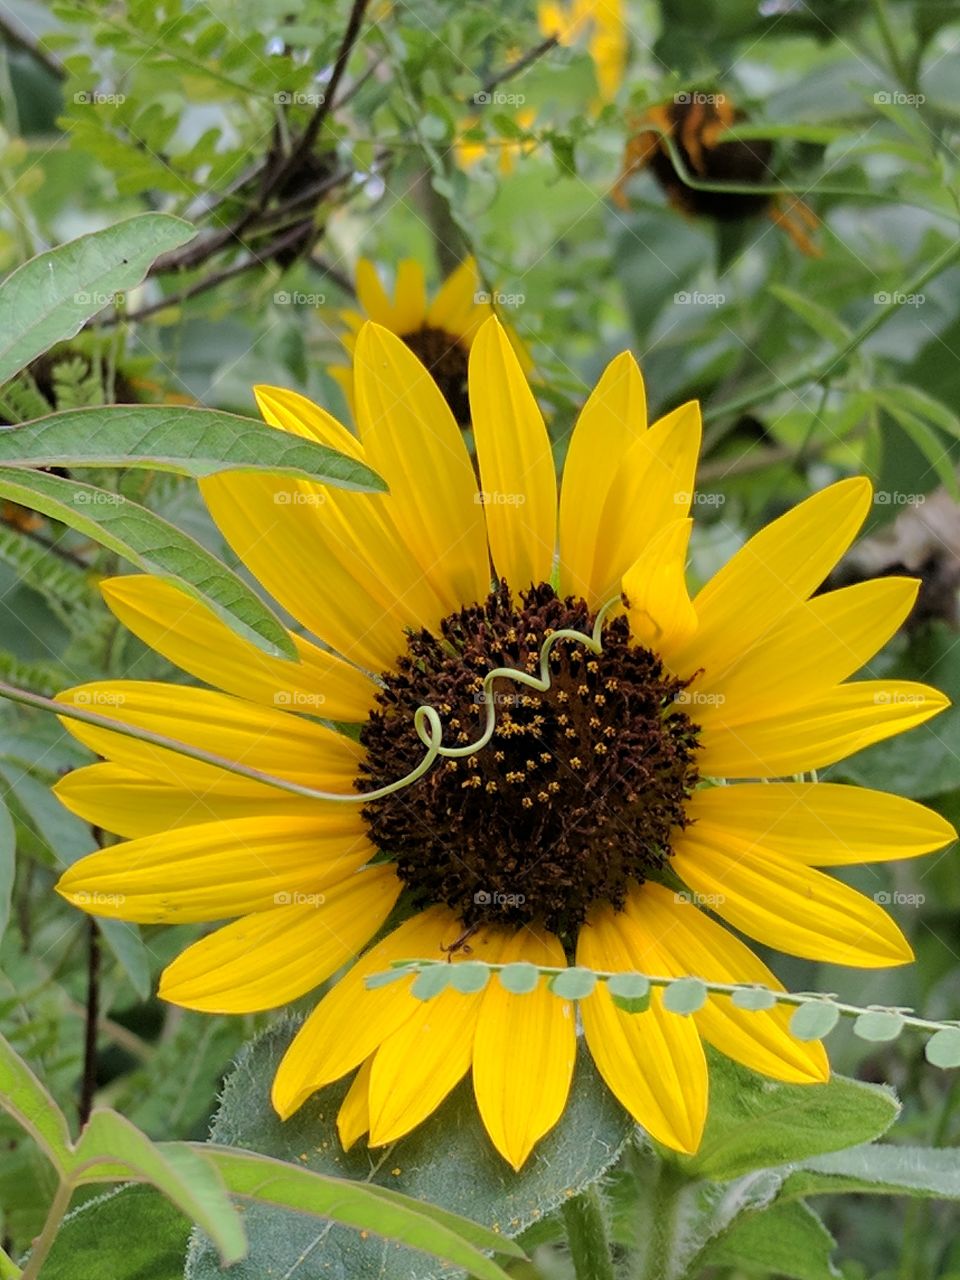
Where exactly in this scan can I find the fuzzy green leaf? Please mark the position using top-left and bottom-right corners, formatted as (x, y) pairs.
(790, 1001), (841, 1041)
(0, 404), (384, 492)
(0, 214), (194, 383)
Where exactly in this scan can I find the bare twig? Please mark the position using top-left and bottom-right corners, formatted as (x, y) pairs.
(478, 33), (559, 99)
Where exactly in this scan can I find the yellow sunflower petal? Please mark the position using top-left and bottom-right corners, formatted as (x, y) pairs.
(590, 401), (701, 606)
(577, 903), (707, 1153)
(271, 907), (460, 1119)
(337, 1058), (373, 1151)
(355, 259), (395, 325)
(202, 387), (449, 671)
(352, 323), (489, 608)
(472, 927), (576, 1171)
(622, 519), (697, 655)
(686, 782), (956, 866)
(635, 883), (828, 1084)
(669, 477), (872, 681)
(427, 259), (482, 334)
(54, 763), (327, 838)
(558, 350), (647, 601)
(56, 814), (373, 924)
(55, 681), (362, 795)
(589, 0), (626, 102)
(101, 575), (375, 722)
(367, 927), (504, 1147)
(158, 865), (401, 1012)
(697, 680), (948, 778)
(391, 260), (428, 333)
(470, 316), (557, 589)
(672, 833), (914, 966)
(695, 577), (919, 726)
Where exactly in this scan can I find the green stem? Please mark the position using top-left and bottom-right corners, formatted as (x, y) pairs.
(703, 234), (960, 445)
(637, 1163), (684, 1280)
(19, 1182), (73, 1280)
(871, 0), (913, 90)
(562, 1186), (616, 1280)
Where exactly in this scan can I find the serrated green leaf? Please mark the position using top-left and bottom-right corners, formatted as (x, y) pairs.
(550, 967), (596, 999)
(0, 468), (296, 660)
(852, 1010), (904, 1042)
(662, 977), (707, 1015)
(925, 1026), (960, 1068)
(0, 214), (195, 383)
(675, 1051), (899, 1181)
(498, 962), (540, 994)
(607, 972), (651, 1013)
(790, 1001), (841, 1041)
(0, 404), (384, 492)
(410, 966), (453, 1000)
(188, 1018), (633, 1280)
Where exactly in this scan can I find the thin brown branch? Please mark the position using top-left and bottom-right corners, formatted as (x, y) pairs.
(479, 33), (559, 99)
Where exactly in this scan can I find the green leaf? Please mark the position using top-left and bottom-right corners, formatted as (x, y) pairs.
(0, 404), (384, 492)
(0, 214), (195, 384)
(875, 391), (960, 500)
(0, 794), (13, 944)
(662, 977), (707, 1015)
(852, 1010), (905, 1042)
(0, 1034), (73, 1172)
(768, 284), (852, 346)
(189, 1018), (634, 1280)
(448, 962), (491, 995)
(700, 1200), (839, 1280)
(925, 1027), (960, 1068)
(38, 1185), (190, 1280)
(201, 1147), (520, 1280)
(730, 985), (778, 1011)
(790, 1001), (841, 1041)
(675, 1051), (899, 1181)
(0, 468), (296, 660)
(67, 1110), (245, 1265)
(884, 383), (960, 441)
(783, 1142), (960, 1201)
(498, 962), (540, 995)
(410, 965), (453, 1000)
(607, 972), (651, 1013)
(550, 967), (597, 999)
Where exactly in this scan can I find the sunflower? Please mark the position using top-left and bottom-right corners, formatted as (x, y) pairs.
(331, 258), (529, 429)
(614, 93), (821, 255)
(538, 0), (626, 103)
(55, 318), (954, 1171)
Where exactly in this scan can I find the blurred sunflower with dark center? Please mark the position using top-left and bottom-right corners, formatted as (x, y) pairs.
(614, 91), (821, 255)
(330, 258), (530, 428)
(55, 317), (953, 1170)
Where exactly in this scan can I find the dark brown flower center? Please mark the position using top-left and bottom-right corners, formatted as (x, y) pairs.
(357, 583), (701, 941)
(401, 326), (471, 427)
